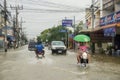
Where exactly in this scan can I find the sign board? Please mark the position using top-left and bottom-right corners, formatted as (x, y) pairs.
(62, 19), (72, 27)
(59, 29), (67, 33)
(69, 34), (74, 38)
(100, 10), (120, 26)
(100, 16), (106, 26)
(106, 13), (116, 25)
(116, 10), (120, 22)
(104, 27), (116, 37)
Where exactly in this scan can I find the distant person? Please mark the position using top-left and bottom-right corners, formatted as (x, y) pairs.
(4, 40), (8, 52)
(35, 41), (45, 58)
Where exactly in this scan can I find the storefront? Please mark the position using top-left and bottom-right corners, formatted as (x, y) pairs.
(100, 10), (120, 55)
(79, 29), (111, 54)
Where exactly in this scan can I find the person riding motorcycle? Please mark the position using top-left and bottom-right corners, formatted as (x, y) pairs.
(35, 41), (45, 58)
(76, 42), (90, 64)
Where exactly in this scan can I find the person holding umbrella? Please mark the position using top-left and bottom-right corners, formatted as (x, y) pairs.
(77, 42), (91, 64)
(74, 34), (91, 64)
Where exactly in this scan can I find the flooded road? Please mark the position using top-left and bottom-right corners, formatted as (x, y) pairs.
(0, 45), (120, 80)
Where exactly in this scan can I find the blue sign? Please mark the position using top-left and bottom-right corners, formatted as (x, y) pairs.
(62, 19), (72, 27)
(106, 13), (116, 25)
(116, 10), (120, 22)
(100, 10), (120, 26)
(59, 29), (67, 33)
(100, 16), (106, 26)
(69, 34), (74, 38)
(104, 27), (116, 37)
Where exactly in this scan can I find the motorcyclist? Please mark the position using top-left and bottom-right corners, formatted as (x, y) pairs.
(76, 42), (90, 64)
(35, 41), (45, 58)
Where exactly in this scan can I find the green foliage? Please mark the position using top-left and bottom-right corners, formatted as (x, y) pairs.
(75, 21), (83, 34)
(37, 36), (41, 42)
(37, 25), (71, 42)
(37, 21), (83, 42)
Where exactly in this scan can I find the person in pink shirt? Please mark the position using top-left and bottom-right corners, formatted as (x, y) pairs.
(79, 45), (88, 52)
(76, 42), (90, 64)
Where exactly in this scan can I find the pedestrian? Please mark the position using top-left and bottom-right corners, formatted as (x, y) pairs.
(4, 40), (8, 52)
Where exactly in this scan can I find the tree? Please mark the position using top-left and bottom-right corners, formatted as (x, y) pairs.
(37, 25), (72, 42)
(75, 21), (83, 34)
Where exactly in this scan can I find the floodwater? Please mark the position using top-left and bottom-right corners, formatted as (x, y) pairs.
(0, 46), (120, 80)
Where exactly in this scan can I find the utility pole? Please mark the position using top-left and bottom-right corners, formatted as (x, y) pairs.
(73, 16), (75, 51)
(91, 0), (95, 54)
(91, 0), (94, 30)
(13, 15), (16, 49)
(20, 17), (25, 46)
(4, 0), (7, 52)
(10, 5), (23, 48)
(13, 15), (16, 38)
(64, 17), (68, 48)
(20, 17), (23, 36)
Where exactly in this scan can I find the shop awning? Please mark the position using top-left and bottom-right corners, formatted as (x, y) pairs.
(100, 23), (117, 29)
(92, 23), (118, 32)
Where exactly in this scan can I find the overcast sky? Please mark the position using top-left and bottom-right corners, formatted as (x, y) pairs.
(5, 0), (92, 39)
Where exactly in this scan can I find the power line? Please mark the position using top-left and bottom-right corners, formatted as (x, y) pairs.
(7, 0), (81, 11)
(21, 8), (83, 13)
(7, 1), (86, 25)
(26, 0), (83, 11)
(8, 5), (84, 13)
(7, 0), (85, 13)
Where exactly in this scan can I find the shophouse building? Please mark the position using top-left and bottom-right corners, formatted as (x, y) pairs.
(0, 4), (5, 48)
(100, 0), (120, 54)
(0, 3), (14, 49)
(82, 0), (108, 53)
(82, 0), (120, 54)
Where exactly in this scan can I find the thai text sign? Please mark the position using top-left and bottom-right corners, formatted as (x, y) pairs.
(59, 29), (67, 32)
(62, 19), (73, 27)
(100, 10), (120, 26)
(116, 10), (120, 22)
(106, 13), (116, 25)
(104, 27), (116, 37)
(100, 16), (106, 26)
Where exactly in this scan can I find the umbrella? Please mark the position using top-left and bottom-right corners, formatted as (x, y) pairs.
(73, 34), (90, 42)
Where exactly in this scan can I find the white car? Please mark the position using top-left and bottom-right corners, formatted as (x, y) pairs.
(51, 41), (67, 55)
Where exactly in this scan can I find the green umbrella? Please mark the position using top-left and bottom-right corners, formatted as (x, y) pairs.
(73, 34), (90, 42)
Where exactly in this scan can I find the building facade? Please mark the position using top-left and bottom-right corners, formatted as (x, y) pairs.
(0, 3), (14, 49)
(83, 0), (120, 54)
(100, 0), (120, 54)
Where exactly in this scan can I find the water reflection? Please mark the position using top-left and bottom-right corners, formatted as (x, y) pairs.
(93, 54), (120, 64)
(74, 54), (120, 80)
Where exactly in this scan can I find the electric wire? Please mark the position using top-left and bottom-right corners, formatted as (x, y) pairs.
(25, 0), (83, 11)
(20, 8), (83, 13)
(5, 0), (87, 26)
(7, 1), (85, 12)
(6, 0), (85, 13)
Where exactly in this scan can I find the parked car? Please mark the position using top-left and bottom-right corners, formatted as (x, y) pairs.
(51, 41), (67, 55)
(28, 41), (36, 51)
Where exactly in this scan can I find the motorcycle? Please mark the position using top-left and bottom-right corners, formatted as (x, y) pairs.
(80, 51), (88, 67)
(35, 49), (45, 59)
